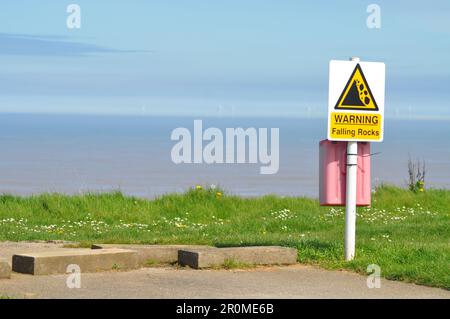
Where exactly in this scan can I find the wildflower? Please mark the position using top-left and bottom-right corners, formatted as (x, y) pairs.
(215, 192), (222, 198)
(195, 185), (203, 191)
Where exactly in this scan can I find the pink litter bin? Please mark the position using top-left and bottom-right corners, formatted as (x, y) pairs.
(319, 140), (371, 206)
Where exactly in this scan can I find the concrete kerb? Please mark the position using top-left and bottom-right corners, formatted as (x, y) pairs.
(91, 244), (212, 265)
(178, 246), (298, 269)
(12, 248), (138, 275)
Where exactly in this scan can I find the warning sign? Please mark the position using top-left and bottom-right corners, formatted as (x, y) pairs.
(328, 60), (385, 142)
(335, 64), (378, 111)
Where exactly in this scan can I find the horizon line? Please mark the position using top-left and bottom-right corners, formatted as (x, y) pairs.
(1, 110), (450, 121)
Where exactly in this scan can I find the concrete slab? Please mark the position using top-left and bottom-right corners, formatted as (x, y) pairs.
(178, 246), (298, 269)
(12, 248), (138, 275)
(91, 244), (210, 264)
(0, 258), (11, 279)
(0, 241), (77, 262)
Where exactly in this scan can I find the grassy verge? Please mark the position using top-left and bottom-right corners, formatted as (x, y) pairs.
(0, 185), (449, 289)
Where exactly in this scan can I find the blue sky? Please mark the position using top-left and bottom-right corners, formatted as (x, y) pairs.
(0, 0), (449, 119)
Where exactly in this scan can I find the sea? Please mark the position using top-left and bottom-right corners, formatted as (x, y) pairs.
(1, 113), (449, 198)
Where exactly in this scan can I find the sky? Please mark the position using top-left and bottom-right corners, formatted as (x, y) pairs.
(0, 0), (449, 119)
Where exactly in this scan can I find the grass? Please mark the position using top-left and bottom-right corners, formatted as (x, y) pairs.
(221, 258), (254, 270)
(144, 259), (161, 267)
(0, 185), (449, 289)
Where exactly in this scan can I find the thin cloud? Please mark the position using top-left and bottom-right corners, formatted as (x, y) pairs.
(0, 33), (150, 56)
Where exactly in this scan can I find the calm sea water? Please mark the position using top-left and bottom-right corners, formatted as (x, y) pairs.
(1, 113), (449, 198)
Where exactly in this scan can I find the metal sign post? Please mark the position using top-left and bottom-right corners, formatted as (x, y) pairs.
(345, 140), (358, 260)
(344, 57), (359, 261)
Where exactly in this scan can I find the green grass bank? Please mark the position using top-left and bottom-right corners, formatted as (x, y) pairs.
(0, 185), (449, 289)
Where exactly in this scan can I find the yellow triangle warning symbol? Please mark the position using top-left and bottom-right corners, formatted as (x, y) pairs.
(335, 64), (378, 111)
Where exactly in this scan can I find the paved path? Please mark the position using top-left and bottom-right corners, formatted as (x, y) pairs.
(1, 265), (449, 299)
(0, 242), (449, 299)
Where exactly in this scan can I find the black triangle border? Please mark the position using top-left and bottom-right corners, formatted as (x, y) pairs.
(334, 63), (379, 111)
